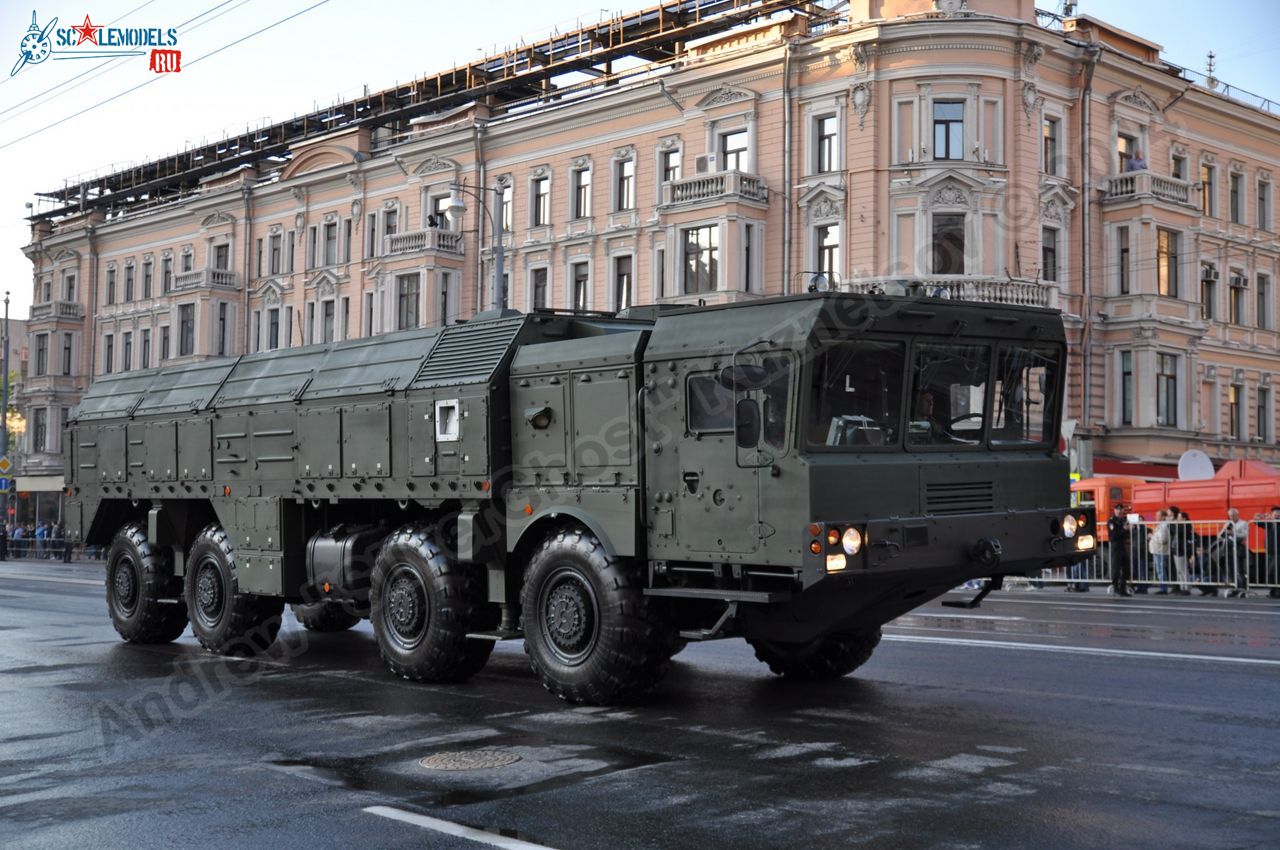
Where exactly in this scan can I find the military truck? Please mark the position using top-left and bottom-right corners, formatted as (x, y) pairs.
(68, 292), (1095, 703)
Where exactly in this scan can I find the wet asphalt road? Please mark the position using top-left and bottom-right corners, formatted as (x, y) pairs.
(1, 560), (1279, 850)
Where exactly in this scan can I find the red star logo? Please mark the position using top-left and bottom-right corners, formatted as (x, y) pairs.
(71, 14), (101, 46)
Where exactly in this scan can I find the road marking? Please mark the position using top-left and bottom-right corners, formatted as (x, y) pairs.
(0, 572), (100, 587)
(363, 806), (561, 850)
(902, 612), (1024, 622)
(883, 634), (1280, 667)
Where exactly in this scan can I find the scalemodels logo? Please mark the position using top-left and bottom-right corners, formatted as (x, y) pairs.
(10, 10), (181, 77)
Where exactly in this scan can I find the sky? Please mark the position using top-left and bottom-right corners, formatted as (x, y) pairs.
(0, 0), (1275, 320)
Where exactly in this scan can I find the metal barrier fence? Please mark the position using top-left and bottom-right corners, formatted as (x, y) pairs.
(0, 536), (100, 563)
(1025, 518), (1280, 597)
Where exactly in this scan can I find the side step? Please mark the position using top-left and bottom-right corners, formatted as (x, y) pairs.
(465, 628), (522, 641)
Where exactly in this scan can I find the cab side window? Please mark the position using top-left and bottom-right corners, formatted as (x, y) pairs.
(761, 355), (791, 450)
(687, 374), (734, 433)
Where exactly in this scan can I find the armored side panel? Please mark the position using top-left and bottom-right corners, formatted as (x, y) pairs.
(507, 330), (648, 558)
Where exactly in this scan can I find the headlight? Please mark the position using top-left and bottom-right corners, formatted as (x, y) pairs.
(841, 526), (862, 556)
(1076, 534), (1096, 551)
(825, 554), (847, 572)
(1062, 514), (1078, 538)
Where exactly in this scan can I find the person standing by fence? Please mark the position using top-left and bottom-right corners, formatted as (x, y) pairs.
(1109, 503), (1132, 597)
(1169, 507), (1192, 595)
(1218, 509), (1249, 597)
(1149, 509), (1172, 594)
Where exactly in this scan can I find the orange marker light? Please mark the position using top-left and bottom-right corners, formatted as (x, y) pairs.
(322, 582), (332, 594)
(826, 528), (840, 546)
(807, 524), (821, 537)
(481, 480), (491, 492)
(809, 540), (822, 555)
(524, 503), (534, 516)
(223, 486), (232, 497)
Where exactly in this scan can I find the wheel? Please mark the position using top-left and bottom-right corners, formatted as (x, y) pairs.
(184, 524), (284, 656)
(369, 524), (495, 683)
(290, 601), (361, 632)
(747, 628), (882, 680)
(105, 522), (188, 643)
(521, 527), (676, 705)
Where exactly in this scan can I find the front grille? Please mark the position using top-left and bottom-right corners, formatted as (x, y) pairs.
(925, 481), (994, 515)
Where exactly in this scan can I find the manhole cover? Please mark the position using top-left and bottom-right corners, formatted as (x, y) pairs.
(418, 750), (522, 771)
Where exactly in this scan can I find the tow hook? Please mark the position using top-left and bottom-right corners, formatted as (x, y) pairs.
(970, 537), (1002, 569)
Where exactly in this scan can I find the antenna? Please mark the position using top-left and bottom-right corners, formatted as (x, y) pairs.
(1205, 50), (1218, 90)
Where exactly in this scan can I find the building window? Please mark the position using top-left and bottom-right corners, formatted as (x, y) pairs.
(1229, 270), (1247, 325)
(1229, 384), (1244, 440)
(933, 101), (964, 160)
(816, 224), (839, 279)
(268, 308), (280, 350)
(1259, 180), (1272, 231)
(1120, 351), (1133, 426)
(62, 271), (76, 302)
(1259, 273), (1272, 331)
(615, 159), (635, 211)
(122, 332), (132, 372)
(1259, 387), (1272, 443)
(160, 326), (170, 360)
(40, 277), (50, 302)
(62, 333), (72, 375)
(179, 304), (195, 356)
(103, 334), (114, 375)
(269, 234), (282, 274)
(682, 225), (719, 294)
(531, 176), (550, 226)
(33, 409), (46, 454)
(396, 273), (420, 330)
(743, 224), (754, 292)
(217, 303), (229, 356)
(124, 265), (134, 301)
(614, 256), (633, 311)
(366, 213), (378, 257)
(430, 195), (452, 231)
(1041, 227), (1058, 282)
(383, 209), (398, 240)
(287, 231), (296, 271)
(343, 219), (352, 262)
(105, 268), (116, 304)
(438, 272), (452, 327)
(341, 297), (350, 340)
(720, 129), (748, 171)
(1229, 172), (1244, 224)
(1156, 229), (1179, 297)
(34, 334), (47, 376)
(815, 114), (837, 173)
(1171, 153), (1187, 180)
(1202, 163), (1217, 217)
(661, 149), (681, 184)
(932, 214), (965, 275)
(494, 185), (511, 232)
(322, 300), (335, 343)
(1117, 226), (1131, 294)
(1201, 264), (1217, 320)
(213, 243), (230, 271)
(571, 262), (589, 310)
(141, 329), (150, 369)
(362, 293), (374, 336)
(181, 252), (193, 273)
(142, 262), (152, 298)
(161, 257), (173, 293)
(1157, 354), (1178, 427)
(323, 222), (338, 266)
(530, 268), (549, 310)
(1042, 116), (1059, 175)
(1118, 134), (1137, 171)
(571, 167), (592, 219)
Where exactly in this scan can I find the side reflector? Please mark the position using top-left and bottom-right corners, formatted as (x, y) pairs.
(523, 503), (534, 516)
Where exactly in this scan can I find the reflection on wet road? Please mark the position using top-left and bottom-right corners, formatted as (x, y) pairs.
(1, 561), (1278, 849)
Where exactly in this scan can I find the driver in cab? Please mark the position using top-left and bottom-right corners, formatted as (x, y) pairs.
(912, 389), (951, 444)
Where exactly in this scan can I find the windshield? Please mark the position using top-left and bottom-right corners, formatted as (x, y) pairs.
(991, 344), (1061, 447)
(907, 343), (990, 447)
(807, 340), (906, 447)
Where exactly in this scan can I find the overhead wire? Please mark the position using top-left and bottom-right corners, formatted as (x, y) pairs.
(0, 0), (330, 152)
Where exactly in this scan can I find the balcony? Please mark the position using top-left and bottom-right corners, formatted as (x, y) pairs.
(28, 300), (85, 322)
(385, 229), (464, 257)
(661, 170), (769, 208)
(173, 268), (239, 290)
(844, 277), (1057, 309)
(1102, 170), (1194, 208)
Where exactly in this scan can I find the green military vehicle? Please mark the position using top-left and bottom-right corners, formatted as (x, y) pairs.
(68, 292), (1095, 703)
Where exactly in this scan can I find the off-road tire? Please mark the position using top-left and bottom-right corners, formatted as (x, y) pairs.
(184, 524), (284, 656)
(521, 527), (676, 705)
(747, 628), (882, 680)
(105, 522), (189, 643)
(369, 525), (495, 683)
(290, 602), (362, 632)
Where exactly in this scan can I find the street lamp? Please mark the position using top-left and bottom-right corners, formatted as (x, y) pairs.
(448, 182), (506, 312)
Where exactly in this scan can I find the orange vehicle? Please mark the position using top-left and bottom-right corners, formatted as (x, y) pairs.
(1130, 461), (1280, 551)
(1071, 476), (1146, 542)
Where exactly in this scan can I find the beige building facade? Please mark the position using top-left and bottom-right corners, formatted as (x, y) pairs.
(19, 0), (1280, 485)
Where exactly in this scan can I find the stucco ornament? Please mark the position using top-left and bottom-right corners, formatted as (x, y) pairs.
(1022, 82), (1044, 125)
(851, 83), (872, 130)
(809, 196), (843, 221)
(932, 184), (969, 208)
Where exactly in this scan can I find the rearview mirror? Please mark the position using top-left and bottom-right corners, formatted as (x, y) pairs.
(719, 364), (769, 392)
